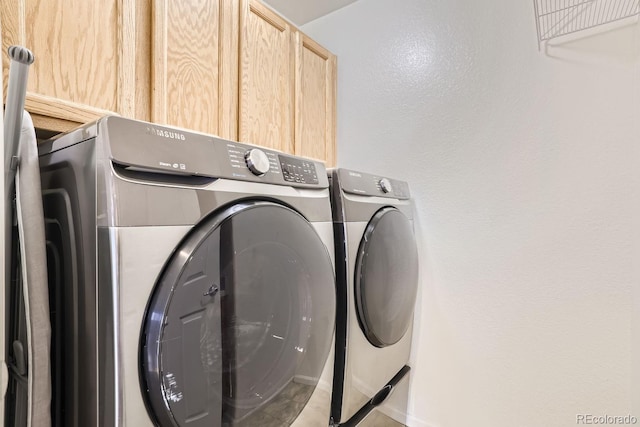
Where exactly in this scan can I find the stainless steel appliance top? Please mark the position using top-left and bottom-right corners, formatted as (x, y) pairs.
(329, 168), (413, 223)
(331, 168), (410, 199)
(39, 115), (329, 189)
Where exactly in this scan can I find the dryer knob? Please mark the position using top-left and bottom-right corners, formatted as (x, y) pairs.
(245, 149), (270, 176)
(379, 178), (392, 193)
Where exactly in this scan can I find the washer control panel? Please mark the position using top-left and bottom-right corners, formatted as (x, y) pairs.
(222, 140), (325, 187)
(279, 155), (319, 184)
(225, 143), (281, 177)
(101, 117), (328, 188)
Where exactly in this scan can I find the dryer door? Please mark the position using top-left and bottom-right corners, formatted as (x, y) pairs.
(141, 201), (335, 427)
(354, 207), (419, 348)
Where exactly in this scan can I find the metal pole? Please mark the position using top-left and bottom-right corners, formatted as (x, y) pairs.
(3, 48), (34, 421)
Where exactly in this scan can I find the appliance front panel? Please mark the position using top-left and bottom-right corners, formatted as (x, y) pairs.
(140, 201), (336, 427)
(337, 221), (415, 424)
(100, 166), (334, 227)
(98, 225), (192, 427)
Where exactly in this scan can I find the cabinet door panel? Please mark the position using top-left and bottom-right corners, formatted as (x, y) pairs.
(295, 33), (336, 166)
(3, 0), (118, 111)
(2, 0), (140, 132)
(153, 0), (220, 134)
(239, 0), (293, 152)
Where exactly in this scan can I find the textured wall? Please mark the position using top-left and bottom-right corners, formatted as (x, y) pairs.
(303, 1), (640, 426)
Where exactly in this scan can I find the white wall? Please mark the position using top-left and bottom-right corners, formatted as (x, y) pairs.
(303, 1), (640, 426)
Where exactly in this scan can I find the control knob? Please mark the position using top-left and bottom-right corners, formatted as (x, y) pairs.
(245, 149), (270, 176)
(379, 178), (392, 193)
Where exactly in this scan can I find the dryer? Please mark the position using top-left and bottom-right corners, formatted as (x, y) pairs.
(329, 169), (419, 426)
(38, 116), (336, 427)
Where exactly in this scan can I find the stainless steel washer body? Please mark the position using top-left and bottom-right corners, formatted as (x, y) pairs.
(39, 116), (337, 427)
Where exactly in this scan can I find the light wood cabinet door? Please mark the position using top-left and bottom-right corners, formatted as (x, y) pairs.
(238, 0), (294, 153)
(1, 0), (139, 131)
(152, 0), (220, 135)
(295, 32), (336, 167)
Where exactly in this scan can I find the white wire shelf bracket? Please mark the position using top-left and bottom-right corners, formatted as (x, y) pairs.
(534, 0), (640, 45)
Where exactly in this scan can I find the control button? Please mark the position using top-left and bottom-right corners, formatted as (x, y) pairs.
(245, 149), (270, 176)
(379, 178), (392, 193)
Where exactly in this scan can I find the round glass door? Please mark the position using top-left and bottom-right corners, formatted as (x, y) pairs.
(141, 201), (336, 427)
(355, 207), (419, 348)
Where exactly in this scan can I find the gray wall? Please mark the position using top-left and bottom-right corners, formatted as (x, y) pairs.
(303, 1), (640, 426)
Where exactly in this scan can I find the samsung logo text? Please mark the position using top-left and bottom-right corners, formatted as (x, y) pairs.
(146, 127), (186, 141)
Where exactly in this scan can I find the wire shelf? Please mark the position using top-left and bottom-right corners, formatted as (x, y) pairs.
(534, 0), (640, 45)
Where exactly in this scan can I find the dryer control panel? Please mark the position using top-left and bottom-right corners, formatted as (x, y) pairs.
(336, 168), (410, 200)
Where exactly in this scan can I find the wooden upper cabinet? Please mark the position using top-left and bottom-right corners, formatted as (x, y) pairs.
(295, 33), (336, 167)
(152, 0), (220, 135)
(1, 0), (336, 165)
(1, 0), (139, 131)
(238, 0), (294, 153)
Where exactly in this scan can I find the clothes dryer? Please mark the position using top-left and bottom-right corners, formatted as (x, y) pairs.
(38, 116), (336, 427)
(329, 169), (419, 426)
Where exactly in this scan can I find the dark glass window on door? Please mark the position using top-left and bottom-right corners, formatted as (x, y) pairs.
(142, 201), (336, 427)
(355, 207), (419, 348)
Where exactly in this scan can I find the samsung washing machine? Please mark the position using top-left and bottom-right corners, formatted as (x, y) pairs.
(38, 116), (337, 427)
(329, 169), (419, 427)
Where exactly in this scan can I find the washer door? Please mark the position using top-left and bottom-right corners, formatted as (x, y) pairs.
(141, 201), (336, 427)
(355, 207), (419, 348)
